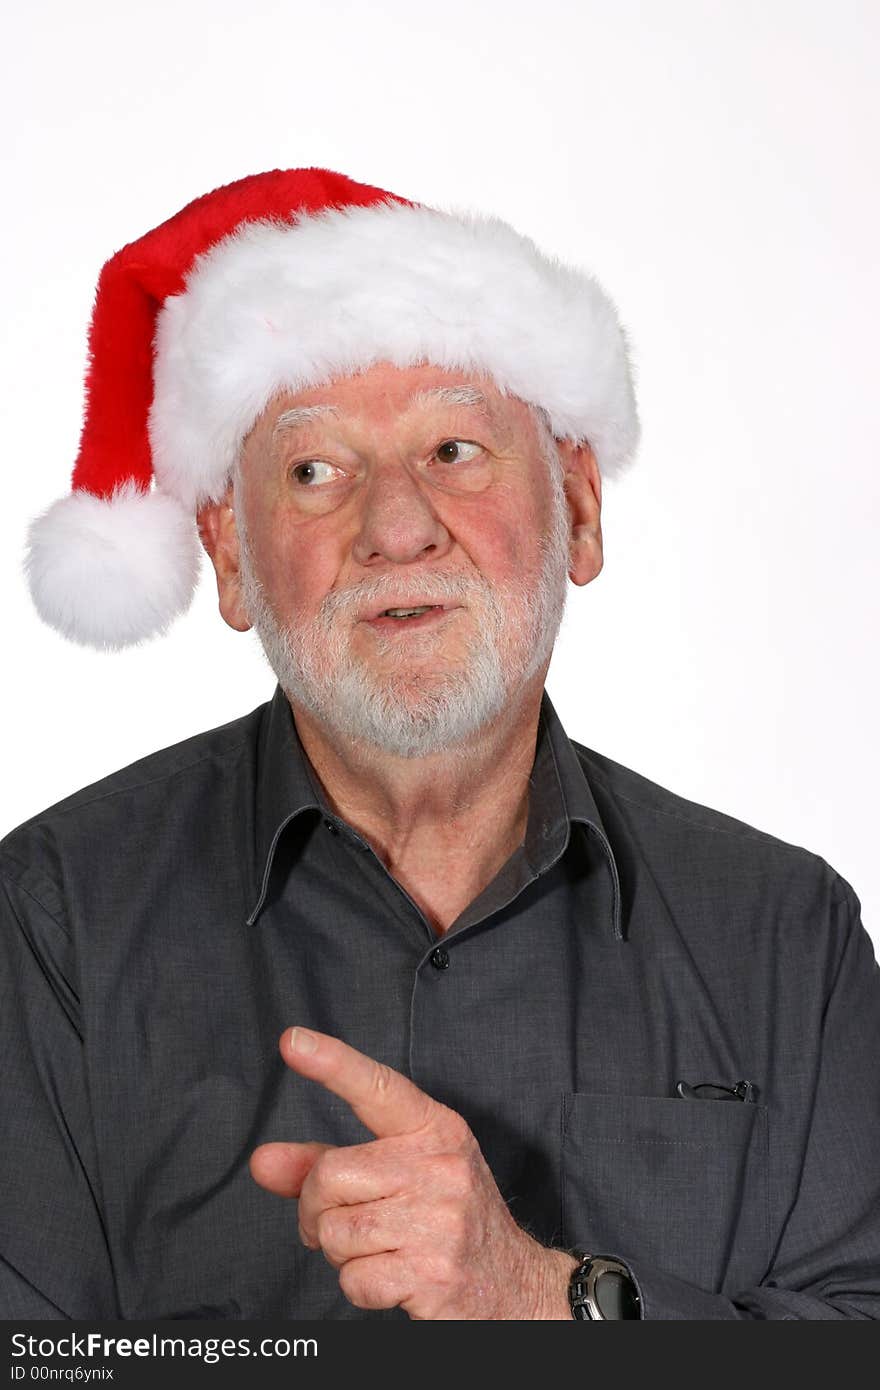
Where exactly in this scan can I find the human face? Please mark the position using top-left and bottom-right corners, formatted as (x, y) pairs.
(231, 362), (572, 758)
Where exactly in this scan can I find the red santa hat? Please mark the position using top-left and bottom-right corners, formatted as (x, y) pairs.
(24, 167), (640, 649)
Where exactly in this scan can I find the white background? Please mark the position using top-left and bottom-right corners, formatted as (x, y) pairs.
(2, 0), (877, 945)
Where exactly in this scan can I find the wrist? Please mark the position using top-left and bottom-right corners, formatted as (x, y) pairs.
(536, 1247), (581, 1320)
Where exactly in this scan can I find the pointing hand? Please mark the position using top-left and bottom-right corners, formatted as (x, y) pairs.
(249, 1027), (574, 1319)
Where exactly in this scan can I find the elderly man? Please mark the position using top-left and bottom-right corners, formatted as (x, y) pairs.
(4, 169), (879, 1322)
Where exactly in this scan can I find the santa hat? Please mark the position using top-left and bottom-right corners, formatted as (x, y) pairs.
(24, 167), (640, 650)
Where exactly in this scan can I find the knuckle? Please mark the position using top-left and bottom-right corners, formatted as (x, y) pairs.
(339, 1262), (374, 1309)
(337, 1262), (362, 1304)
(312, 1146), (341, 1186)
(305, 1147), (345, 1207)
(448, 1198), (470, 1239)
(315, 1207), (341, 1250)
(370, 1062), (394, 1100)
(435, 1196), (470, 1250)
(435, 1151), (475, 1197)
(315, 1202), (378, 1259)
(438, 1106), (472, 1147)
(426, 1247), (458, 1290)
(347, 1205), (377, 1240)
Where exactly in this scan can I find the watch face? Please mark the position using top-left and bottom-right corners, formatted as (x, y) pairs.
(594, 1268), (641, 1320)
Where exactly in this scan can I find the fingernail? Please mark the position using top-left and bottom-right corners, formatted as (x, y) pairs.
(290, 1026), (318, 1056)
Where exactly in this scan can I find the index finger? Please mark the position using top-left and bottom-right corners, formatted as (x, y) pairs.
(281, 1026), (440, 1140)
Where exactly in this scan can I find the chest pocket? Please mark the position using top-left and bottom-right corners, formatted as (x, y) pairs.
(561, 1091), (770, 1294)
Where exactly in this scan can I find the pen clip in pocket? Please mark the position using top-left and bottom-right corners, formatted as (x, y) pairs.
(676, 1079), (757, 1102)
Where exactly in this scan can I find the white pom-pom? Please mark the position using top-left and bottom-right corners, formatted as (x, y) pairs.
(24, 482), (202, 649)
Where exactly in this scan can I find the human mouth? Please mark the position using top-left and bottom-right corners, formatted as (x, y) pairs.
(361, 603), (460, 632)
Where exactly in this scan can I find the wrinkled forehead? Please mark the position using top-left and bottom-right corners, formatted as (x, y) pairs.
(248, 363), (552, 452)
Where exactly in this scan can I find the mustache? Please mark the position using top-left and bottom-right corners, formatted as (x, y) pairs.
(317, 570), (497, 625)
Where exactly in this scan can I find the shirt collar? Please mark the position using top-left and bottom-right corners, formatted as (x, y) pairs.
(248, 683), (622, 940)
(248, 684), (328, 925)
(526, 690), (623, 941)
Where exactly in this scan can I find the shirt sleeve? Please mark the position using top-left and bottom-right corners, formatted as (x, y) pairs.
(0, 864), (119, 1319)
(604, 879), (880, 1319)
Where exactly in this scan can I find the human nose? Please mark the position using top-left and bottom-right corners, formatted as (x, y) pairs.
(349, 462), (452, 568)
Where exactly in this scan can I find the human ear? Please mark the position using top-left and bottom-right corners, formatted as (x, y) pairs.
(196, 479), (252, 633)
(557, 439), (603, 585)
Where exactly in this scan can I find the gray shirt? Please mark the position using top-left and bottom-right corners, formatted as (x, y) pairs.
(1, 685), (878, 1320)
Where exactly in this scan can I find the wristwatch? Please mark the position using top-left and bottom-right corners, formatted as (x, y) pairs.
(568, 1253), (642, 1320)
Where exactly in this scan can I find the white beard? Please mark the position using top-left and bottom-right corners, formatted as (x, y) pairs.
(235, 450), (571, 760)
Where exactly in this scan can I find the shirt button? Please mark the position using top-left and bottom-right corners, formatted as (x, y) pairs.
(324, 820), (339, 836)
(430, 946), (450, 970)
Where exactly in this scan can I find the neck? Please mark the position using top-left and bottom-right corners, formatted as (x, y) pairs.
(286, 670), (548, 934)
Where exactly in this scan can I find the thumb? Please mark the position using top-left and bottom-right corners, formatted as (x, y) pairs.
(249, 1141), (334, 1198)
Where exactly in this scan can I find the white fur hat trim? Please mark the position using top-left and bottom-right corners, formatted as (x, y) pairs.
(149, 200), (639, 510)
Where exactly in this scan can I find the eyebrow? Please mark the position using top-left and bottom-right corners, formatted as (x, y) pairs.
(272, 404), (341, 441)
(270, 384), (494, 443)
(409, 385), (492, 413)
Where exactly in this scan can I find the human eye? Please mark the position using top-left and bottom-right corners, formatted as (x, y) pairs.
(288, 459), (341, 487)
(432, 439), (484, 466)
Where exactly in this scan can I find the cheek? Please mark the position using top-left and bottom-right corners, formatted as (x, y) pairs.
(247, 514), (334, 621)
(457, 504), (545, 588)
